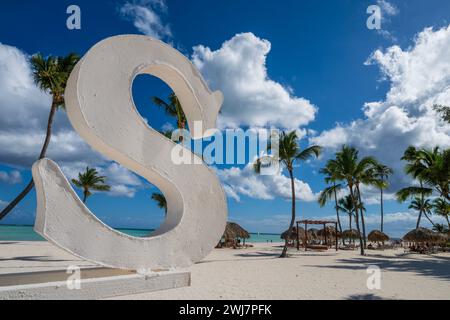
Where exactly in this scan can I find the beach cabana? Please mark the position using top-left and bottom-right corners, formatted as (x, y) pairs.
(368, 230), (389, 243)
(281, 227), (305, 247)
(221, 222), (250, 248)
(307, 228), (319, 241)
(296, 219), (339, 251)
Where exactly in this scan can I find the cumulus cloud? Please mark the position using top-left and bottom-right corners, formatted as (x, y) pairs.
(217, 163), (317, 203)
(119, 0), (171, 40)
(311, 25), (450, 192)
(0, 170), (22, 184)
(0, 43), (145, 199)
(192, 33), (317, 130)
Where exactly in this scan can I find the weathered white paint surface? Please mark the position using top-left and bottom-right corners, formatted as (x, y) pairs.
(0, 271), (190, 300)
(33, 35), (227, 270)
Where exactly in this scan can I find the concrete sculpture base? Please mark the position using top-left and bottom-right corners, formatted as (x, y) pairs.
(0, 268), (190, 300)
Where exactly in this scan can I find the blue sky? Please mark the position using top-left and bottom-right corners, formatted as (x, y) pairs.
(0, 0), (449, 237)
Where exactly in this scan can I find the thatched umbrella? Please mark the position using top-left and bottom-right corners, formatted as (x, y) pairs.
(402, 227), (445, 243)
(308, 228), (319, 240)
(222, 222), (250, 242)
(281, 227), (305, 240)
(342, 229), (360, 239)
(368, 230), (390, 243)
(318, 226), (337, 238)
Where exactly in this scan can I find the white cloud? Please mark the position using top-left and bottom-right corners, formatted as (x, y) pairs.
(375, 0), (399, 41)
(192, 33), (317, 130)
(0, 43), (104, 168)
(217, 163), (317, 202)
(377, 0), (399, 17)
(311, 25), (450, 192)
(0, 170), (22, 184)
(119, 0), (171, 40)
(0, 43), (146, 199)
(161, 122), (174, 132)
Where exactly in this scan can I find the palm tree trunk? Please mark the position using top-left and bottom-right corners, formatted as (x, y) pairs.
(356, 184), (367, 249)
(333, 186), (342, 245)
(281, 168), (296, 258)
(350, 185), (364, 255)
(446, 215), (450, 230)
(333, 185), (342, 234)
(380, 187), (384, 233)
(415, 180), (426, 229)
(82, 190), (87, 203)
(0, 100), (58, 220)
(349, 213), (352, 230)
(416, 210), (423, 229)
(423, 212), (436, 228)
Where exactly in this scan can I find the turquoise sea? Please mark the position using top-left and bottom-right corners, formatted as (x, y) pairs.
(0, 225), (281, 243)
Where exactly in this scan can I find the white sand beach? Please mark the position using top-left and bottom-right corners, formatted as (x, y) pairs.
(0, 241), (449, 300)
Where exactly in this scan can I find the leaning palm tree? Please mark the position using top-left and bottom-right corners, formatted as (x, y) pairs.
(433, 198), (450, 230)
(255, 131), (321, 258)
(408, 197), (435, 228)
(374, 164), (393, 233)
(71, 167), (111, 203)
(318, 163), (343, 234)
(152, 92), (187, 141)
(151, 192), (167, 215)
(0, 53), (80, 220)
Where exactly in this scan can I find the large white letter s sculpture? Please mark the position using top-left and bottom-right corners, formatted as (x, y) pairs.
(32, 35), (227, 270)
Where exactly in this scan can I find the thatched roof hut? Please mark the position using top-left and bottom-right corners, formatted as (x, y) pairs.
(402, 228), (446, 243)
(368, 230), (390, 242)
(317, 226), (338, 238)
(342, 229), (360, 239)
(222, 222), (250, 241)
(281, 227), (305, 240)
(307, 228), (319, 240)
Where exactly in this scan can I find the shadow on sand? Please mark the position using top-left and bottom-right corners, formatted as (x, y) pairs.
(309, 254), (450, 282)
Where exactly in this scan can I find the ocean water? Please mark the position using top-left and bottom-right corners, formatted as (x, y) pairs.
(0, 225), (281, 243)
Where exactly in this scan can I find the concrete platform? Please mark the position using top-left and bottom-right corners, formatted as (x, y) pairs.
(0, 267), (190, 300)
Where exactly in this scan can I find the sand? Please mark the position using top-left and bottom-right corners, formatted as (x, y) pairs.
(0, 241), (449, 300)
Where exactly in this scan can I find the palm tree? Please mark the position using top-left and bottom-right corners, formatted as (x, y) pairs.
(151, 192), (167, 215)
(337, 195), (356, 230)
(326, 146), (378, 255)
(433, 104), (450, 123)
(433, 223), (449, 234)
(71, 167), (110, 203)
(408, 197), (435, 228)
(152, 92), (187, 141)
(255, 131), (321, 258)
(374, 164), (393, 232)
(318, 163), (343, 234)
(396, 146), (433, 228)
(433, 198), (450, 230)
(0, 53), (80, 220)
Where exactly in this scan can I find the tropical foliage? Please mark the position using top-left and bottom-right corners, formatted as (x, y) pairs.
(71, 167), (110, 203)
(0, 53), (80, 220)
(255, 131), (321, 258)
(151, 192), (167, 215)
